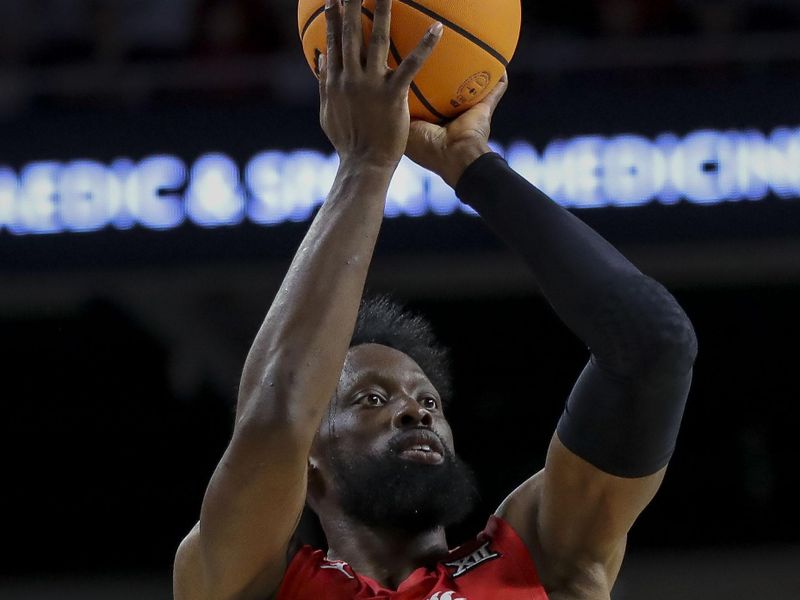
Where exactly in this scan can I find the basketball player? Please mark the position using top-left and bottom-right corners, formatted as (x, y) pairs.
(173, 1), (697, 598)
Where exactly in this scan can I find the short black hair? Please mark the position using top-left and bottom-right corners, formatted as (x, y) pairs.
(350, 294), (453, 406)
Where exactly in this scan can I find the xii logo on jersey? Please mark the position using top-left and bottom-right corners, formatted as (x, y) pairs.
(443, 541), (501, 578)
(427, 592), (467, 600)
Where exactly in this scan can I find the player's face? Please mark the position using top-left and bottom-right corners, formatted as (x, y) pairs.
(313, 343), (479, 532)
(332, 343), (455, 462)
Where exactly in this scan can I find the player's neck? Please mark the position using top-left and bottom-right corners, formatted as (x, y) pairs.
(324, 516), (449, 590)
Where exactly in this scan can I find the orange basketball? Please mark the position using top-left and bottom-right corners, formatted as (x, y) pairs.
(298, 0), (521, 122)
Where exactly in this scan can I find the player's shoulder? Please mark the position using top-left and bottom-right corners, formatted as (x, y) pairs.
(494, 469), (545, 544)
(269, 534), (333, 598)
(174, 523), (207, 600)
(445, 511), (539, 572)
(263, 545), (301, 600)
(437, 512), (550, 598)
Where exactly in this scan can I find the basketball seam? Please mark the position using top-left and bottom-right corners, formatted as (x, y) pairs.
(301, 6), (326, 40)
(382, 24), (448, 122)
(396, 0), (510, 67)
(410, 82), (448, 124)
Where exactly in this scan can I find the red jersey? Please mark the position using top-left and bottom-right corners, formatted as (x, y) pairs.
(275, 515), (550, 599)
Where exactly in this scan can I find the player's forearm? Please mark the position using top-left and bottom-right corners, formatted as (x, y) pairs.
(236, 161), (392, 434)
(454, 152), (696, 377)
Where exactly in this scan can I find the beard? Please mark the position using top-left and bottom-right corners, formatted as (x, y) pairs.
(329, 436), (480, 534)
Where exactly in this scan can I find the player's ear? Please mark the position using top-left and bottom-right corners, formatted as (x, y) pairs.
(306, 456), (327, 511)
(307, 451), (325, 487)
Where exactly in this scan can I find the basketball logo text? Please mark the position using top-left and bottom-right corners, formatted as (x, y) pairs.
(451, 72), (491, 108)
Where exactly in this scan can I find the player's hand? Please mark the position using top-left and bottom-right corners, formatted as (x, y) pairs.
(319, 0), (444, 170)
(405, 73), (508, 187)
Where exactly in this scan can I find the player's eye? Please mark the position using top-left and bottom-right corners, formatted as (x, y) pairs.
(362, 393), (386, 406)
(421, 396), (439, 410)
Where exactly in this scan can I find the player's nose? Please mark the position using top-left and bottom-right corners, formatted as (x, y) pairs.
(391, 394), (433, 429)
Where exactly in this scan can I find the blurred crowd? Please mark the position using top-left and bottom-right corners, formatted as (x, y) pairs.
(1, 0), (799, 67)
(0, 0), (296, 66)
(528, 0), (800, 38)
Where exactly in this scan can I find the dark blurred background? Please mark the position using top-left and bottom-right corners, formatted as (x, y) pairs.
(1, 1), (800, 598)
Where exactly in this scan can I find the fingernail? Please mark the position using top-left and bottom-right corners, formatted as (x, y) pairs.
(430, 22), (443, 36)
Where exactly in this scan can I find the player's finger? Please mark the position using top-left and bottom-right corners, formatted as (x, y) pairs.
(393, 22), (443, 89)
(325, 0), (343, 74)
(318, 54), (328, 123)
(367, 0), (392, 72)
(342, 0), (364, 74)
(484, 72), (509, 117)
(318, 53), (328, 94)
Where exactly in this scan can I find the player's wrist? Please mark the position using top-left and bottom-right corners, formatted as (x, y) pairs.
(443, 141), (493, 188)
(337, 155), (399, 177)
(334, 158), (397, 194)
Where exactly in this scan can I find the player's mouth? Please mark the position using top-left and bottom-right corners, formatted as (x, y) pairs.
(394, 432), (445, 465)
(398, 445), (444, 464)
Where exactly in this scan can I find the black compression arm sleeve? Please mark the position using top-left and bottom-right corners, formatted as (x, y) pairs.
(455, 153), (698, 478)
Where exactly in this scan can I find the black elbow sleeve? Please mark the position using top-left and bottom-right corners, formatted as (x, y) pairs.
(589, 275), (698, 378)
(556, 276), (698, 478)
